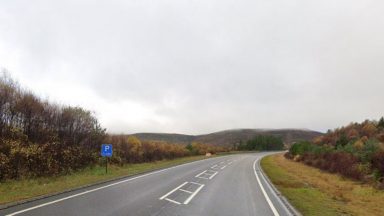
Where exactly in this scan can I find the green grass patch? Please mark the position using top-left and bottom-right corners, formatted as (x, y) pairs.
(0, 155), (213, 205)
(261, 155), (348, 216)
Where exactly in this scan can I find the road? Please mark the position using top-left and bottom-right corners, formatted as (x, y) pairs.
(1, 152), (294, 216)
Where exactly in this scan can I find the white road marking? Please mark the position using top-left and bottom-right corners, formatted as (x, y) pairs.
(159, 182), (189, 200)
(211, 165), (218, 169)
(209, 172), (218, 179)
(228, 162), (233, 165)
(189, 181), (203, 186)
(205, 170), (216, 174)
(6, 156), (229, 216)
(195, 170), (208, 178)
(253, 158), (280, 216)
(183, 184), (204, 204)
(179, 189), (193, 194)
(196, 176), (209, 180)
(160, 181), (205, 205)
(165, 198), (181, 205)
(195, 170), (218, 180)
(220, 165), (227, 170)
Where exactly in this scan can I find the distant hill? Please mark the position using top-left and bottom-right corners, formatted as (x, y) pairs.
(133, 133), (195, 144)
(132, 129), (323, 147)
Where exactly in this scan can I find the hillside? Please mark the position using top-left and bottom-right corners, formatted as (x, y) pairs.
(132, 129), (323, 146)
(132, 133), (195, 144)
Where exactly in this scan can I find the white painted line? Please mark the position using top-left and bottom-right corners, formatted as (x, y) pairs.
(183, 184), (205, 204)
(219, 161), (225, 164)
(159, 182), (189, 200)
(211, 165), (218, 169)
(189, 181), (204, 186)
(165, 198), (181, 205)
(253, 159), (280, 216)
(179, 189), (193, 194)
(6, 156), (228, 216)
(209, 171), (218, 179)
(228, 162), (233, 165)
(220, 165), (227, 170)
(196, 175), (210, 180)
(195, 170), (208, 178)
(205, 170), (216, 174)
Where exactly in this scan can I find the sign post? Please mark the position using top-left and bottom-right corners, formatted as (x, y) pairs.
(101, 144), (113, 174)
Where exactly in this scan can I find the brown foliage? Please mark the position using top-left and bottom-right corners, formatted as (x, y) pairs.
(0, 74), (105, 180)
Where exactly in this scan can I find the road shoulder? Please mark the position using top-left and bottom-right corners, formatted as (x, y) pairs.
(261, 153), (384, 216)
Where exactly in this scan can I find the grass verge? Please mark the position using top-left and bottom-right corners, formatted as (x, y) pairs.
(261, 153), (384, 216)
(0, 155), (213, 205)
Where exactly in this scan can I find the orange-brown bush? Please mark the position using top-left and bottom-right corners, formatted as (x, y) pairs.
(289, 118), (384, 184)
(105, 135), (228, 164)
(0, 74), (105, 180)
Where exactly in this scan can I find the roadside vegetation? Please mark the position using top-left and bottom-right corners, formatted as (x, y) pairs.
(261, 154), (384, 216)
(286, 118), (384, 187)
(0, 155), (212, 205)
(0, 74), (229, 183)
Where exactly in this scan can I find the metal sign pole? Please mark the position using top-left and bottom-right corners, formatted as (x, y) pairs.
(106, 157), (108, 174)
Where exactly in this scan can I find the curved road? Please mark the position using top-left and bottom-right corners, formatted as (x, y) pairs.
(1, 152), (294, 216)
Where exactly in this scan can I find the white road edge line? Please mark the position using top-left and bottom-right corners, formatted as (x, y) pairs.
(6, 155), (230, 216)
(209, 172), (218, 179)
(183, 184), (204, 204)
(159, 182), (189, 200)
(253, 158), (280, 216)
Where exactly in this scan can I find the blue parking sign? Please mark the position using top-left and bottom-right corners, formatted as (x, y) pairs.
(101, 144), (113, 157)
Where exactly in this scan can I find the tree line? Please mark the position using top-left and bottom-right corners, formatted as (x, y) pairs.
(0, 73), (229, 181)
(0, 73), (106, 179)
(106, 135), (229, 164)
(237, 135), (284, 151)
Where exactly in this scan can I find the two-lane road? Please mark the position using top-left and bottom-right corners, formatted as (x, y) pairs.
(1, 152), (294, 216)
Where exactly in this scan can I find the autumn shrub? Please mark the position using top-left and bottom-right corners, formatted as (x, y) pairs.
(288, 118), (384, 184)
(372, 151), (384, 179)
(105, 135), (225, 165)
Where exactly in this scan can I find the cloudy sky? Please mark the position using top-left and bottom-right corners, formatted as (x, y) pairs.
(0, 0), (383, 134)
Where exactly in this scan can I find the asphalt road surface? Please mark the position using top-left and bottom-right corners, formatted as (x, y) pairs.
(1, 152), (294, 216)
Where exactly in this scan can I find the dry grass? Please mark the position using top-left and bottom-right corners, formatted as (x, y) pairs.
(261, 153), (384, 216)
(0, 155), (212, 205)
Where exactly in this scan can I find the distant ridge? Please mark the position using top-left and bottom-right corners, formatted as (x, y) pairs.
(132, 128), (323, 146)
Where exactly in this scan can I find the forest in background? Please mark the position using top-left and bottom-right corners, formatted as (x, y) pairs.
(0, 74), (229, 181)
(286, 118), (384, 187)
(236, 135), (284, 151)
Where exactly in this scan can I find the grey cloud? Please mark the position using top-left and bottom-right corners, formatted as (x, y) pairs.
(1, 0), (383, 134)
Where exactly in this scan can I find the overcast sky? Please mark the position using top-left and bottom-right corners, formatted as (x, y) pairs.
(0, 0), (383, 134)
